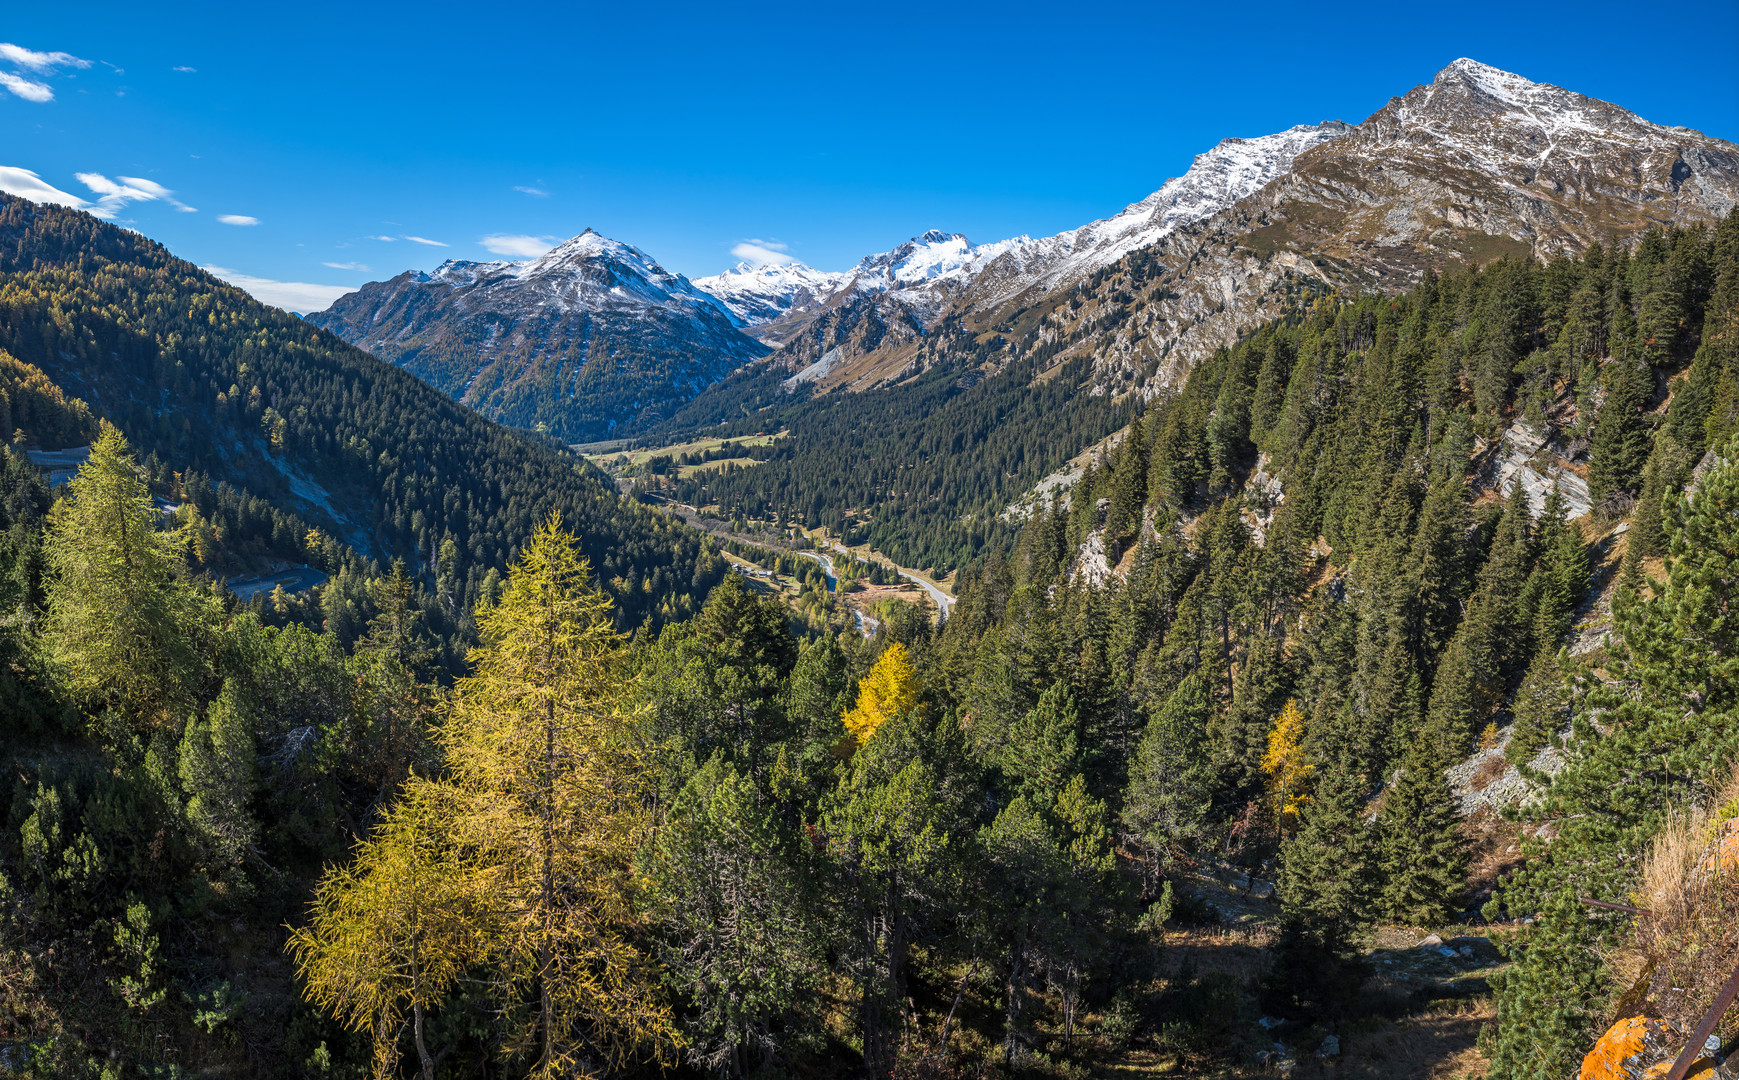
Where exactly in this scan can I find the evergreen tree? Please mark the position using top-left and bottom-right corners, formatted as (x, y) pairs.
(1375, 710), (1467, 926)
(1586, 355), (1653, 514)
(177, 681), (259, 879)
(1123, 673), (1215, 861)
(1266, 744), (1373, 1020)
(647, 755), (821, 1078)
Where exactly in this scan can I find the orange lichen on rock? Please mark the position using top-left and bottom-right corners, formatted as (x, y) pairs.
(1579, 1015), (1729, 1080)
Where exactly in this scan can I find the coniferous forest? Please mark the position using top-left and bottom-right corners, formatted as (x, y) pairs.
(2, 172), (1739, 1080)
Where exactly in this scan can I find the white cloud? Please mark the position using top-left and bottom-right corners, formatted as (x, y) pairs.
(323, 261), (369, 271)
(0, 43), (90, 103)
(203, 266), (354, 314)
(480, 234), (559, 258)
(513, 185), (549, 197)
(172, 66), (196, 73)
(403, 235), (447, 247)
(75, 172), (195, 218)
(0, 44), (90, 73)
(217, 213), (259, 226)
(0, 71), (54, 102)
(0, 165), (91, 209)
(368, 234), (397, 242)
(730, 239), (795, 267)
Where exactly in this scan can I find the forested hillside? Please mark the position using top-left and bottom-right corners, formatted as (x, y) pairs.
(0, 196), (725, 652)
(4, 206), (1731, 1078)
(654, 344), (1134, 575)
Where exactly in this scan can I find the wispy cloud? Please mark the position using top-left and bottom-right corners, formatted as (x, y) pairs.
(0, 43), (90, 102)
(513, 185), (549, 197)
(75, 172), (196, 217)
(368, 235), (397, 242)
(480, 234), (559, 258)
(731, 239), (795, 267)
(203, 266), (354, 314)
(403, 235), (447, 247)
(115, 175), (196, 212)
(0, 44), (90, 72)
(172, 66), (196, 73)
(217, 213), (259, 225)
(0, 166), (91, 209)
(323, 261), (369, 271)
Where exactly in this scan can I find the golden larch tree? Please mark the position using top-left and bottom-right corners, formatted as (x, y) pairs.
(1260, 698), (1312, 834)
(840, 641), (919, 750)
(287, 783), (492, 1080)
(439, 513), (672, 1075)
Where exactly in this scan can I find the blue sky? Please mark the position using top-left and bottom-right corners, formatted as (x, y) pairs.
(3, 0), (1736, 311)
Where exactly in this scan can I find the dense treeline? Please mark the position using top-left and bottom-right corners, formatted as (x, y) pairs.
(0, 197), (725, 644)
(655, 347), (1133, 576)
(3, 209), (1736, 1079)
(279, 213), (1738, 1076)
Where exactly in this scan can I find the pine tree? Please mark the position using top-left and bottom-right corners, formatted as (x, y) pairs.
(821, 711), (958, 1079)
(177, 681), (259, 879)
(647, 755), (821, 1077)
(1487, 439), (1739, 1078)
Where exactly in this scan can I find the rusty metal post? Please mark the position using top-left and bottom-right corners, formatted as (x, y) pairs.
(1662, 961), (1739, 1080)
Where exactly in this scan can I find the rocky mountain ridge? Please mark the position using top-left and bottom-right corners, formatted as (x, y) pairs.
(796, 58), (1739, 403)
(306, 228), (766, 441)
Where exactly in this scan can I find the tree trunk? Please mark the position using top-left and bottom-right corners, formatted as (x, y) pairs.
(1004, 928), (1028, 1069)
(413, 999), (435, 1080)
(540, 689), (557, 1073)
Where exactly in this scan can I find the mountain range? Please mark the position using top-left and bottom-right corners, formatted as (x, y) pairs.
(309, 59), (1739, 448)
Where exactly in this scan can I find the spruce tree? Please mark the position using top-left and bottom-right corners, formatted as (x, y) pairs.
(1586, 353), (1653, 514)
(1123, 673), (1215, 858)
(1376, 710), (1467, 926)
(1266, 744), (1374, 1020)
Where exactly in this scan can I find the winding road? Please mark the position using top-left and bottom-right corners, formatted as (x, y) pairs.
(817, 540), (955, 616)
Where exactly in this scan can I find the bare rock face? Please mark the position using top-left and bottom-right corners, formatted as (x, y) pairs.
(1488, 421), (1593, 520)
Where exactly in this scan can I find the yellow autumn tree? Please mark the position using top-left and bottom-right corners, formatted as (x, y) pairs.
(1260, 699), (1312, 834)
(288, 783), (492, 1080)
(289, 514), (673, 1078)
(840, 641), (919, 749)
(439, 512), (673, 1076)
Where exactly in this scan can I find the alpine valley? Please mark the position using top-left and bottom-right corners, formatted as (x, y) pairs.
(3, 47), (1739, 1080)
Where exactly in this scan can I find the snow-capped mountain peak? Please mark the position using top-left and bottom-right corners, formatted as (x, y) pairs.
(692, 260), (847, 327)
